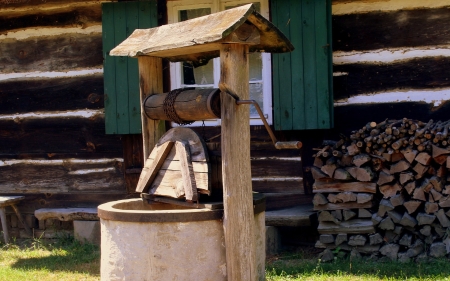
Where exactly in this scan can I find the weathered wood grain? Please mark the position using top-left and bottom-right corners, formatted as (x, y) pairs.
(333, 8), (450, 51)
(0, 159), (125, 193)
(334, 58), (450, 100)
(318, 219), (375, 234)
(0, 117), (122, 158)
(0, 75), (104, 114)
(313, 179), (376, 193)
(0, 33), (102, 73)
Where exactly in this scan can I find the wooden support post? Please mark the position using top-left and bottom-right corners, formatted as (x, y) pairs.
(138, 56), (165, 161)
(0, 207), (9, 243)
(220, 44), (256, 281)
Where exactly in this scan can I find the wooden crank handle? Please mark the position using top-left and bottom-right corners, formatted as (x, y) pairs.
(275, 141), (303, 150)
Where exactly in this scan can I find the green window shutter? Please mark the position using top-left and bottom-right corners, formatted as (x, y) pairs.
(102, 1), (158, 134)
(271, 0), (333, 130)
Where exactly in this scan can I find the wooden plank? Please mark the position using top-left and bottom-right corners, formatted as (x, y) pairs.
(265, 204), (314, 227)
(318, 219), (375, 234)
(102, 3), (118, 134)
(0, 75), (104, 114)
(264, 193), (313, 211)
(34, 208), (98, 221)
(302, 0), (318, 129)
(0, 3), (101, 33)
(333, 8), (450, 51)
(288, 0), (306, 129)
(0, 33), (102, 74)
(175, 141), (198, 201)
(334, 58), (450, 99)
(313, 179), (376, 193)
(135, 141), (174, 193)
(0, 118), (122, 158)
(148, 170), (209, 198)
(138, 56), (165, 161)
(314, 201), (373, 211)
(220, 43), (256, 281)
(126, 1), (140, 134)
(252, 178), (304, 193)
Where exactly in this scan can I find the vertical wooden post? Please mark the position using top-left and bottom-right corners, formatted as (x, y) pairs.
(138, 56), (166, 161)
(220, 44), (256, 281)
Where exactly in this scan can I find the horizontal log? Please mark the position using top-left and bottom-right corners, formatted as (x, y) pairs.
(333, 8), (450, 51)
(313, 179), (376, 193)
(0, 159), (125, 193)
(318, 219), (375, 234)
(0, 0), (101, 10)
(0, 117), (122, 158)
(0, 33), (102, 73)
(334, 58), (450, 100)
(314, 201), (373, 211)
(0, 75), (104, 114)
(252, 178), (303, 194)
(264, 193), (313, 211)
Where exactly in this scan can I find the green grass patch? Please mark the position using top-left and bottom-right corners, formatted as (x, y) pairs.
(266, 248), (450, 281)
(0, 235), (100, 281)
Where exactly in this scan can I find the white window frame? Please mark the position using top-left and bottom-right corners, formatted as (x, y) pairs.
(167, 0), (272, 127)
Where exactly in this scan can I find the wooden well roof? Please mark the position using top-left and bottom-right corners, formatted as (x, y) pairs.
(109, 4), (293, 63)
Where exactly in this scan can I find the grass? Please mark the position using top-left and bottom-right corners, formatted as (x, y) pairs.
(0, 234), (100, 281)
(266, 246), (450, 281)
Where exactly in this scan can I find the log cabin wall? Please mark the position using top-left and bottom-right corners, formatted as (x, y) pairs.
(0, 0), (127, 224)
(332, 0), (450, 133)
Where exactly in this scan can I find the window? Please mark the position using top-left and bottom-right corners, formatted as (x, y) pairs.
(167, 0), (272, 126)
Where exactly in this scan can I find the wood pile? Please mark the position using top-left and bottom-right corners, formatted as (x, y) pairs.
(312, 118), (450, 261)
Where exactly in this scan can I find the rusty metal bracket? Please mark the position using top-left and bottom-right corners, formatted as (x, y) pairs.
(219, 82), (302, 150)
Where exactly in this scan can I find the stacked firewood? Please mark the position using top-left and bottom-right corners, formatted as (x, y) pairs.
(312, 118), (450, 261)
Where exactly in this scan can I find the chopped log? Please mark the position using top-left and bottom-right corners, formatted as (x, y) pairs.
(434, 155), (448, 165)
(429, 176), (443, 192)
(420, 178), (433, 193)
(332, 210), (343, 221)
(399, 212), (418, 227)
(399, 233), (413, 247)
(313, 193), (328, 206)
(436, 165), (446, 178)
(335, 233), (347, 246)
(413, 163), (428, 179)
(347, 143), (360, 156)
(377, 171), (395, 186)
(333, 168), (353, 180)
(391, 152), (405, 162)
(318, 211), (340, 223)
(390, 193), (405, 207)
(335, 192), (357, 203)
(318, 219), (375, 234)
(326, 157), (337, 165)
(314, 201), (373, 211)
(403, 200), (422, 214)
(393, 226), (403, 235)
(343, 210), (357, 221)
(438, 196), (450, 208)
(340, 154), (354, 167)
(429, 242), (447, 258)
(447, 156), (450, 169)
(379, 183), (401, 198)
(430, 188), (443, 201)
(355, 167), (375, 181)
(321, 163), (338, 178)
(415, 152), (432, 165)
(352, 154), (371, 167)
(313, 179), (376, 193)
(412, 187), (426, 201)
(420, 225), (432, 236)
(369, 233), (383, 245)
(372, 213), (383, 225)
(436, 209), (450, 228)
(327, 194), (339, 203)
(379, 217), (395, 230)
(433, 224), (446, 238)
(358, 209), (372, 218)
(384, 231), (400, 243)
(387, 210), (402, 224)
(406, 240), (425, 258)
(357, 193), (373, 204)
(348, 235), (367, 246)
(311, 166), (328, 180)
(404, 181), (416, 195)
(417, 213), (436, 225)
(403, 150), (418, 163)
(319, 234), (335, 244)
(432, 144), (450, 158)
(332, 150), (343, 158)
(346, 167), (358, 179)
(443, 185), (450, 195)
(389, 160), (410, 174)
(424, 202), (439, 214)
(399, 172), (414, 185)
(313, 157), (323, 168)
(378, 199), (394, 216)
